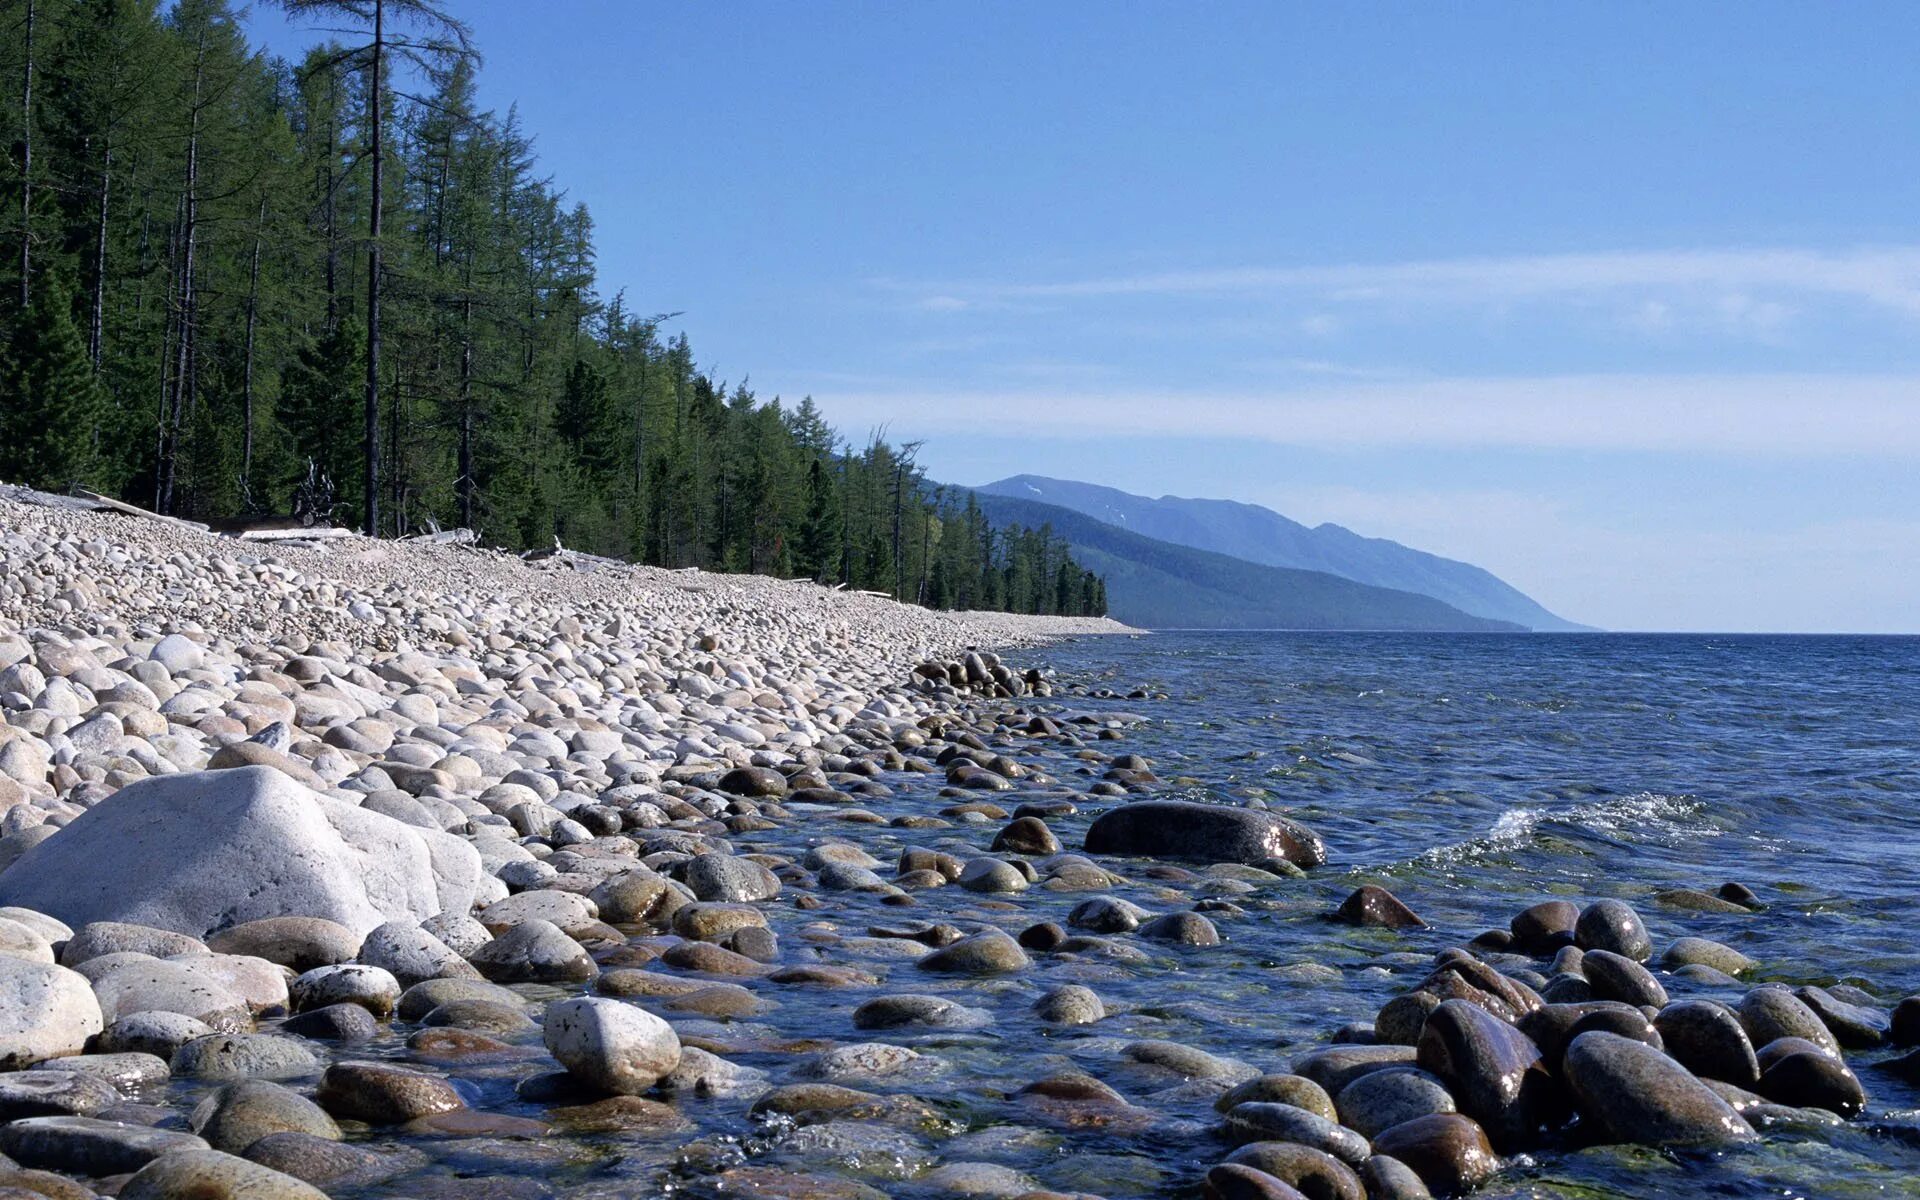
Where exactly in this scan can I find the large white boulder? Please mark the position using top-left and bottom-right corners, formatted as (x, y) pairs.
(0, 767), (481, 939)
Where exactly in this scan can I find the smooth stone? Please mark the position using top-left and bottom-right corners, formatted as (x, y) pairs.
(190, 1080), (341, 1155)
(1757, 1047), (1868, 1116)
(0, 767), (481, 940)
(0, 1071), (122, 1120)
(1655, 1000), (1760, 1086)
(917, 930), (1030, 974)
(1739, 987), (1842, 1057)
(1415, 999), (1558, 1150)
(1221, 1102), (1370, 1165)
(172, 1035), (319, 1082)
(1359, 1154), (1434, 1200)
(1581, 949), (1668, 1008)
(1661, 936), (1754, 976)
(1573, 900), (1650, 962)
(852, 994), (991, 1030)
(0, 1116), (209, 1175)
(1369, 1114), (1498, 1195)
(314, 1061), (464, 1124)
(278, 1003), (378, 1043)
(1083, 799), (1326, 866)
(355, 921), (478, 988)
(120, 1147), (329, 1200)
(1335, 1068), (1457, 1140)
(288, 964), (399, 1017)
(242, 1131), (414, 1188)
(0, 958), (103, 1067)
(1203, 1163), (1310, 1200)
(992, 816), (1061, 856)
(396, 978), (523, 1022)
(1334, 886), (1425, 930)
(1563, 1031), (1756, 1146)
(1139, 911), (1222, 945)
(1033, 985), (1105, 1025)
(1216, 1075), (1336, 1122)
(542, 996), (682, 1095)
(468, 920), (597, 983)
(206, 919), (359, 973)
(1796, 985), (1890, 1049)
(100, 1012), (214, 1059)
(1222, 1142), (1365, 1200)
(1293, 1045), (1419, 1095)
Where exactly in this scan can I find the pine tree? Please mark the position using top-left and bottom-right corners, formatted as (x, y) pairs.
(2, 273), (105, 490)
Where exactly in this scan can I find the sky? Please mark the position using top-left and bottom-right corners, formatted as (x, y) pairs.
(245, 2), (1920, 633)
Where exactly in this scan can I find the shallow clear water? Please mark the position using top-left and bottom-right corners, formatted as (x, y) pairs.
(1034, 630), (1920, 1197)
(223, 631), (1920, 1200)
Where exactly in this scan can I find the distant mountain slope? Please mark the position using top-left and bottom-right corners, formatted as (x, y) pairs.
(972, 493), (1524, 632)
(979, 475), (1588, 631)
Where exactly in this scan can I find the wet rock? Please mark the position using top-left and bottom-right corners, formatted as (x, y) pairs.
(1654, 1000), (1759, 1087)
(918, 1161), (1038, 1196)
(1124, 1040), (1256, 1084)
(1202, 1163), (1310, 1200)
(991, 816), (1060, 856)
(120, 1147), (329, 1200)
(682, 854), (782, 903)
(315, 1061), (464, 1124)
(1216, 1075), (1336, 1122)
(206, 918), (359, 973)
(672, 902), (768, 942)
(1335, 1068), (1456, 1140)
(172, 1034), (319, 1082)
(242, 1131), (414, 1188)
(1222, 1102), (1370, 1165)
(1370, 1113), (1496, 1195)
(1573, 900), (1650, 962)
(190, 1080), (340, 1155)
(1067, 896), (1149, 934)
(1359, 1154), (1434, 1200)
(1756, 1045), (1867, 1116)
(1083, 800), (1325, 867)
(422, 998), (536, 1036)
(1415, 999), (1559, 1150)
(0, 1071), (121, 1120)
(1563, 1031), (1756, 1146)
(917, 930), (1030, 975)
(1660, 937), (1754, 976)
(544, 1095), (693, 1135)
(1033, 985), (1105, 1025)
(397, 978), (522, 1021)
(1293, 1044), (1419, 1095)
(543, 996), (681, 1095)
(1739, 987), (1841, 1057)
(1580, 950), (1668, 1008)
(279, 1002), (378, 1043)
(0, 1116), (208, 1175)
(469, 919), (596, 983)
(1334, 886), (1425, 930)
(957, 858), (1029, 894)
(1221, 1141), (1362, 1199)
(1138, 910), (1220, 946)
(289, 964), (399, 1017)
(1796, 985), (1889, 1049)
(100, 1012), (214, 1059)
(355, 921), (477, 987)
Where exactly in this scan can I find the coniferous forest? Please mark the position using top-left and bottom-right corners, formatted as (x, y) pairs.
(0, 0), (1107, 619)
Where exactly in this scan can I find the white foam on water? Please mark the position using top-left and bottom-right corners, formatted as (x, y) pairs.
(1415, 791), (1709, 868)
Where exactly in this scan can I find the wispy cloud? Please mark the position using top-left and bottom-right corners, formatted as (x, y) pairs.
(815, 374), (1920, 457)
(896, 245), (1920, 319)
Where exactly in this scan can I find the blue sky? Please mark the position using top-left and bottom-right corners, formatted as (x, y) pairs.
(247, 2), (1920, 632)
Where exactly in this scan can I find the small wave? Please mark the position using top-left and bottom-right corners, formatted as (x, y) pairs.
(1415, 791), (1710, 868)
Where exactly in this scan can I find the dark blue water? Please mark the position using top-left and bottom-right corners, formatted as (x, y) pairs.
(1037, 631), (1920, 1197)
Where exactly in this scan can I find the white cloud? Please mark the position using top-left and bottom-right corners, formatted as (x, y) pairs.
(908, 246), (1920, 316)
(815, 374), (1920, 457)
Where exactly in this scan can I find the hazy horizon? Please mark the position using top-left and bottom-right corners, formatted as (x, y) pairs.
(249, 2), (1920, 634)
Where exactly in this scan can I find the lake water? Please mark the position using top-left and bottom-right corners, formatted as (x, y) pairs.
(1034, 630), (1920, 1197)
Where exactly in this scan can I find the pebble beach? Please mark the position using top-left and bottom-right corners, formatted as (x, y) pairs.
(0, 485), (1913, 1200)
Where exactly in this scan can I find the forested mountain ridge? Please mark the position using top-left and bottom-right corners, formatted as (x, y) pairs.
(981, 475), (1589, 631)
(971, 493), (1526, 632)
(0, 0), (1103, 617)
